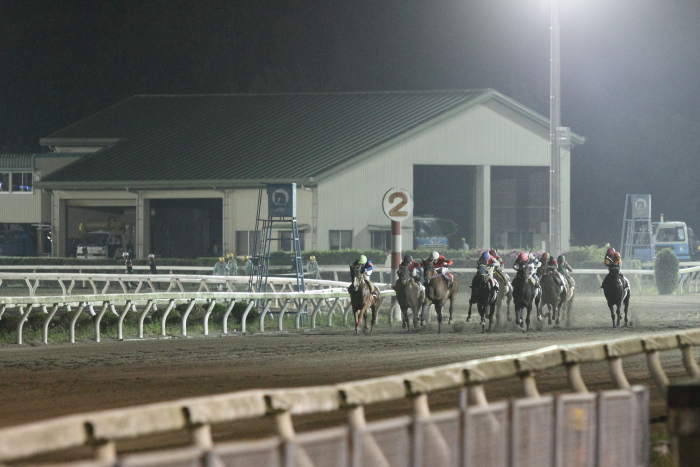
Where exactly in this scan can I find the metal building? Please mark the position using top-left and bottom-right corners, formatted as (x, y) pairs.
(35, 89), (584, 258)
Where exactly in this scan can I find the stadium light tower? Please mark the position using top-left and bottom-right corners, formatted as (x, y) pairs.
(549, 0), (566, 255)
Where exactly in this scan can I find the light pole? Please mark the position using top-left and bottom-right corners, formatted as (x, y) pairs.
(549, 0), (562, 255)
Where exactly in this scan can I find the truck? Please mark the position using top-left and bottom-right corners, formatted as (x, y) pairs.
(627, 217), (700, 263)
(652, 219), (700, 261)
(75, 221), (132, 259)
(413, 216), (457, 250)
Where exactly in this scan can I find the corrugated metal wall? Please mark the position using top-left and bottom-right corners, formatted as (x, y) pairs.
(315, 101), (569, 251)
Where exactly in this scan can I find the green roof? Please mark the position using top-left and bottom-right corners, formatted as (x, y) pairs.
(38, 89), (583, 189)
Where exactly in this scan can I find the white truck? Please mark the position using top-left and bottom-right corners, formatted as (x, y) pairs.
(75, 221), (132, 259)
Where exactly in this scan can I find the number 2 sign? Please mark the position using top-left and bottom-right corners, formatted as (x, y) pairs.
(382, 188), (413, 222)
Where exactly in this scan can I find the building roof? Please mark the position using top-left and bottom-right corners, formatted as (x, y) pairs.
(38, 89), (584, 189)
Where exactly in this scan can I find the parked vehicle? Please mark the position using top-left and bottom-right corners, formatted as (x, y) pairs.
(413, 216), (457, 250)
(0, 229), (36, 256)
(652, 220), (700, 261)
(75, 220), (133, 259)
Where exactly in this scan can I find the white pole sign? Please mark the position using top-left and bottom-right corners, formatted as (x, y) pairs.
(382, 188), (413, 221)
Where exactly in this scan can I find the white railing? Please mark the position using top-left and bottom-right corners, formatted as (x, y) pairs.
(2, 328), (697, 465)
(0, 277), (397, 346)
(0, 266), (659, 297)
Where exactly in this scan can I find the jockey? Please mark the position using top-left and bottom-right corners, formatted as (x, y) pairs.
(537, 252), (550, 276)
(546, 256), (566, 289)
(429, 250), (455, 287)
(350, 254), (379, 298)
(488, 249), (508, 285)
(557, 254), (575, 289)
(601, 247), (624, 289)
(513, 252), (541, 289)
(475, 250), (500, 292)
(399, 254), (423, 283)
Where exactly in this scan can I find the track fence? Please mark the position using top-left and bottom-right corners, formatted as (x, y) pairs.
(1, 328), (698, 465)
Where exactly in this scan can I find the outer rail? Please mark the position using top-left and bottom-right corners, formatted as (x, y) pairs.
(0, 283), (398, 345)
(0, 328), (696, 464)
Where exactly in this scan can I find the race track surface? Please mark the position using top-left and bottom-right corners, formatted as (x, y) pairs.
(1, 293), (698, 445)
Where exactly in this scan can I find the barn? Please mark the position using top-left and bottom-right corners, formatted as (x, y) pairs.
(36, 89), (584, 258)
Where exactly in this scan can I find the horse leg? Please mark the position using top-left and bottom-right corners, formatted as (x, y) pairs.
(525, 305), (531, 331)
(478, 304), (485, 333)
(623, 290), (631, 326)
(488, 302), (495, 332)
(435, 305), (443, 334)
(401, 306), (409, 331)
(448, 296), (455, 325)
(354, 309), (361, 335)
(608, 303), (616, 328)
(370, 305), (378, 335)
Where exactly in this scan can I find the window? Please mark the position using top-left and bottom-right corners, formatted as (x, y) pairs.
(236, 231), (256, 256)
(329, 230), (352, 250)
(0, 172), (32, 193)
(371, 230), (391, 251)
(280, 230), (305, 251)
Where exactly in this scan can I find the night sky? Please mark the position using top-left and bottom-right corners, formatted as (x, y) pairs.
(2, 0), (700, 247)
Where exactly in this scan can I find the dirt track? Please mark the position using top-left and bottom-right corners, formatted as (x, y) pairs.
(1, 292), (699, 439)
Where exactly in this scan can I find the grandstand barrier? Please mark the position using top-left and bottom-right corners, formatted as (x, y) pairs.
(4, 328), (700, 465)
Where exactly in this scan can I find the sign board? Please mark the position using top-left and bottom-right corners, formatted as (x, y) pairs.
(267, 183), (297, 218)
(382, 188), (413, 222)
(631, 194), (651, 219)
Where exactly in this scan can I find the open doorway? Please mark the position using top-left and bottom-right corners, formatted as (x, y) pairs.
(150, 199), (222, 258)
(413, 165), (476, 249)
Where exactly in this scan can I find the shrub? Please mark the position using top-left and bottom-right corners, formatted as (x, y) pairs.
(230, 301), (257, 325)
(654, 248), (679, 295)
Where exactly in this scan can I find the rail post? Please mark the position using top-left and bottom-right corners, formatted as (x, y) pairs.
(667, 377), (700, 466)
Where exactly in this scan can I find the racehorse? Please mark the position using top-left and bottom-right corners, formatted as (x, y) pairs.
(512, 262), (540, 331)
(537, 268), (568, 326)
(393, 266), (426, 331)
(348, 264), (382, 335)
(421, 260), (459, 334)
(466, 265), (498, 333)
(494, 269), (513, 327)
(602, 266), (631, 327)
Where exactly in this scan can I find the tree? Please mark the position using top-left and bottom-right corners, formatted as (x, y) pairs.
(654, 248), (679, 295)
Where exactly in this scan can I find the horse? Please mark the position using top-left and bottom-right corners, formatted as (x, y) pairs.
(393, 266), (426, 331)
(602, 266), (631, 327)
(511, 262), (540, 331)
(466, 265), (498, 333)
(421, 260), (459, 334)
(348, 264), (382, 335)
(493, 269), (513, 327)
(537, 268), (568, 326)
(558, 275), (576, 327)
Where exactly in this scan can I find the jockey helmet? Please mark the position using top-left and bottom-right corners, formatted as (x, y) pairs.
(480, 251), (490, 262)
(549, 259), (558, 267)
(557, 255), (565, 263)
(219, 257), (225, 262)
(540, 252), (550, 262)
(430, 251), (439, 261)
(403, 254), (413, 263)
(517, 252), (528, 263)
(359, 255), (367, 264)
(488, 249), (497, 257)
(310, 256), (316, 261)
(227, 253), (233, 258)
(148, 253), (154, 259)
(122, 251), (129, 257)
(607, 247), (615, 256)
(242, 256), (248, 261)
